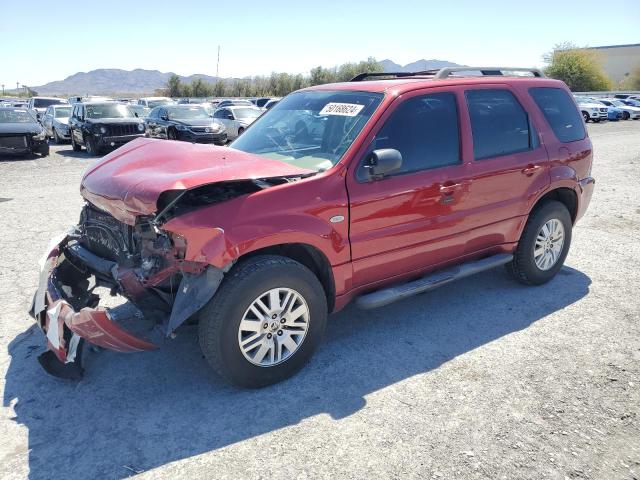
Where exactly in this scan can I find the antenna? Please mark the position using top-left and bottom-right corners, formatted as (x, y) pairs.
(216, 45), (220, 78)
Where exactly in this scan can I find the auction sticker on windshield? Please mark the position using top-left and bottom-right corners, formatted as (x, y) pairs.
(319, 102), (365, 116)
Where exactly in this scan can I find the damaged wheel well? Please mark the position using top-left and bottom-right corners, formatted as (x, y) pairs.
(243, 243), (336, 312)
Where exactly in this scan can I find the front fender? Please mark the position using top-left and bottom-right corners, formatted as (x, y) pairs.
(161, 173), (351, 269)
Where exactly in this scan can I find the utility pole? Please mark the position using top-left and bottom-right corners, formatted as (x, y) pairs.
(216, 45), (220, 78)
(1, 84), (4, 96)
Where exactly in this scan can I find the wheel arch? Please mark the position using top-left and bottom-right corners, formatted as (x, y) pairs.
(240, 243), (336, 312)
(530, 187), (578, 223)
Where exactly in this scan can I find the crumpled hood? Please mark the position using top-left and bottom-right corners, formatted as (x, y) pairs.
(80, 137), (313, 224)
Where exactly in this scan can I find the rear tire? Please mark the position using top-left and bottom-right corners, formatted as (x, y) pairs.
(198, 255), (327, 388)
(506, 201), (572, 285)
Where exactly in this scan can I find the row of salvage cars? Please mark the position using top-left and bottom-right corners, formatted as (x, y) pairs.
(574, 94), (640, 123)
(0, 96), (270, 157)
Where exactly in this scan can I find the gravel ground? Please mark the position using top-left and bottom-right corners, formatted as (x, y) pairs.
(0, 121), (639, 480)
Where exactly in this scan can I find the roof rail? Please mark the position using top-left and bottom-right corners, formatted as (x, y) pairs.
(350, 67), (545, 82)
(433, 67), (545, 79)
(350, 71), (437, 82)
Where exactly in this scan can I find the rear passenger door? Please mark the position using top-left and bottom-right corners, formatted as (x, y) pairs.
(460, 86), (550, 254)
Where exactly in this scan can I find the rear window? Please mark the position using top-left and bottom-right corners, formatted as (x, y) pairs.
(529, 88), (585, 143)
(465, 89), (532, 160)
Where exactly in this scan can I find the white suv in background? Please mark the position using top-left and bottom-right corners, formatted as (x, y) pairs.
(574, 96), (608, 123)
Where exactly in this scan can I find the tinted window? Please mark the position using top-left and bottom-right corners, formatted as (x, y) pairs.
(466, 89), (532, 160)
(529, 87), (585, 143)
(369, 92), (460, 174)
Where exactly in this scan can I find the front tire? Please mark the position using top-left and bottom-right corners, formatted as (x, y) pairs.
(52, 128), (61, 144)
(622, 111), (630, 120)
(71, 131), (81, 151)
(507, 201), (572, 285)
(198, 255), (327, 388)
(582, 111), (589, 123)
(85, 135), (100, 156)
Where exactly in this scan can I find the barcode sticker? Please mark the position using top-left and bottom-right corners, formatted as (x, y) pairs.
(319, 102), (364, 117)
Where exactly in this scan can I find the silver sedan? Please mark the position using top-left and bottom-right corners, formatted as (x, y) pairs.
(212, 105), (263, 140)
(40, 104), (73, 143)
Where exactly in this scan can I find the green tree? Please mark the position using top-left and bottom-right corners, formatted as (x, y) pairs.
(166, 74), (182, 98)
(544, 43), (612, 91)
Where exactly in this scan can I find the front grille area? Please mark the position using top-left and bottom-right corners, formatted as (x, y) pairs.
(0, 135), (28, 149)
(599, 108), (607, 112)
(106, 123), (140, 136)
(79, 204), (135, 264)
(189, 126), (212, 133)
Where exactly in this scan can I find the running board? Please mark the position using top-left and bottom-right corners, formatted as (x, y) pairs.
(355, 253), (513, 310)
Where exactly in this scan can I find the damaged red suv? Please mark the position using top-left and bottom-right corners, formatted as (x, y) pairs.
(32, 67), (595, 387)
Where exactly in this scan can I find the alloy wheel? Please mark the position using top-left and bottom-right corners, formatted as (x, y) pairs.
(533, 219), (565, 271)
(237, 287), (310, 367)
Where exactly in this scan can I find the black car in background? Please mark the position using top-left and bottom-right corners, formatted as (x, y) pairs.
(0, 107), (49, 157)
(69, 102), (146, 155)
(145, 105), (227, 145)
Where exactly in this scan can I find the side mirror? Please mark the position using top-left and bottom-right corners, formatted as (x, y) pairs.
(226, 114), (234, 120)
(364, 149), (402, 179)
(160, 115), (168, 121)
(134, 112), (139, 118)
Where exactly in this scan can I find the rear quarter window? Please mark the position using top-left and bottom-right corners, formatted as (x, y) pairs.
(529, 87), (586, 143)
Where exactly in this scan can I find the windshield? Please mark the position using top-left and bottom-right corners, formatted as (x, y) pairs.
(609, 100), (624, 107)
(147, 99), (174, 108)
(233, 107), (262, 119)
(0, 109), (36, 123)
(168, 106), (210, 120)
(231, 90), (384, 171)
(54, 107), (72, 118)
(85, 104), (134, 119)
(33, 98), (67, 108)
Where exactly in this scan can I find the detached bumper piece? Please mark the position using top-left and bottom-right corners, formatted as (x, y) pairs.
(31, 235), (157, 379)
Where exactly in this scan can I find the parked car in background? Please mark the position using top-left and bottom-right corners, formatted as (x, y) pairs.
(264, 98), (281, 110)
(620, 98), (640, 108)
(588, 99), (623, 121)
(40, 104), (73, 143)
(0, 107), (49, 156)
(212, 105), (262, 140)
(177, 98), (208, 105)
(574, 96), (608, 122)
(145, 105), (227, 145)
(128, 104), (151, 119)
(27, 96), (68, 120)
(597, 98), (640, 120)
(68, 96), (113, 104)
(69, 102), (145, 155)
(254, 97), (272, 108)
(137, 97), (175, 108)
(217, 99), (254, 108)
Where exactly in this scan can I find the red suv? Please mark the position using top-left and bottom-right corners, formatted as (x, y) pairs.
(32, 67), (595, 387)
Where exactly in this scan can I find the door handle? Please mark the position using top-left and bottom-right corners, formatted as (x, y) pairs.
(439, 182), (463, 195)
(522, 164), (541, 176)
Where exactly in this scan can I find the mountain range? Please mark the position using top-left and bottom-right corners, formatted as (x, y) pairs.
(26, 69), (222, 96)
(20, 59), (462, 95)
(380, 59), (461, 73)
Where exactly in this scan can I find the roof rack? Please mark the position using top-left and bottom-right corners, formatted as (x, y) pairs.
(350, 67), (545, 82)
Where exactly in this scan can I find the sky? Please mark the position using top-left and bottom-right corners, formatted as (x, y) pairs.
(1, 0), (639, 88)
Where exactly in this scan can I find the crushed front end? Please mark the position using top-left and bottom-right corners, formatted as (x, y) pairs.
(31, 203), (225, 379)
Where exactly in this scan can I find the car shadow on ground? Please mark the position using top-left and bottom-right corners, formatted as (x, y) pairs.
(4, 266), (591, 478)
(49, 146), (91, 159)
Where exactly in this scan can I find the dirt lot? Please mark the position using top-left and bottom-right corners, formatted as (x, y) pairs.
(1, 121), (639, 479)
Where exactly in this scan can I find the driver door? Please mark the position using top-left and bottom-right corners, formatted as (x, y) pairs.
(346, 88), (474, 288)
